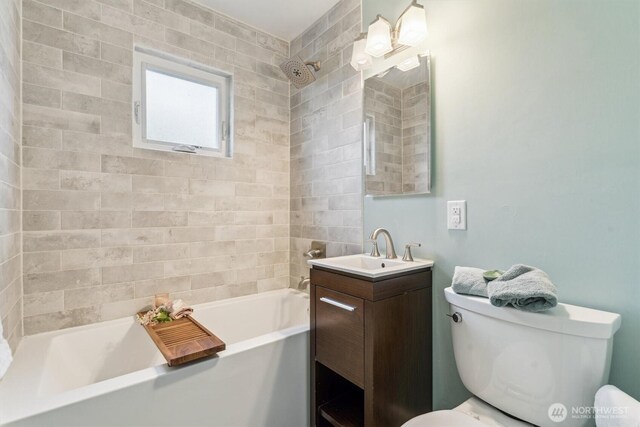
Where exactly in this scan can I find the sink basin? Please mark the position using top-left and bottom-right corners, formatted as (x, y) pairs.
(308, 254), (434, 279)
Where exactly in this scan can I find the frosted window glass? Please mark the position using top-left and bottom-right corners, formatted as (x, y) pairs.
(145, 69), (219, 149)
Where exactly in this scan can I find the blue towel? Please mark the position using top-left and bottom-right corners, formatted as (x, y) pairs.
(488, 264), (557, 312)
(452, 264), (558, 312)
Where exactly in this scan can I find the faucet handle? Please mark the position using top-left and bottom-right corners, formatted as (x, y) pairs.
(368, 239), (380, 257)
(402, 242), (421, 262)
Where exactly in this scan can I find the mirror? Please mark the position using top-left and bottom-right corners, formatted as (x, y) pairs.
(363, 54), (431, 196)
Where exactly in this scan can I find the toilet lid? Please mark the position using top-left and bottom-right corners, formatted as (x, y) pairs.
(403, 410), (485, 427)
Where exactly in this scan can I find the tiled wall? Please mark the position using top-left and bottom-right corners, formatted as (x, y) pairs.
(401, 81), (429, 194)
(364, 77), (402, 195)
(0, 0), (22, 351)
(21, 0), (291, 334)
(289, 0), (363, 285)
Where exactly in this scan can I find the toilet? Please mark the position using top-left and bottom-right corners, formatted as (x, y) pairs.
(405, 287), (622, 427)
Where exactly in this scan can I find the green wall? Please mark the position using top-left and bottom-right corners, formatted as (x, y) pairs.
(363, 0), (640, 409)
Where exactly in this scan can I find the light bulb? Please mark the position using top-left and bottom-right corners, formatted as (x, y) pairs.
(350, 35), (372, 71)
(396, 55), (420, 72)
(365, 16), (393, 57)
(398, 2), (428, 47)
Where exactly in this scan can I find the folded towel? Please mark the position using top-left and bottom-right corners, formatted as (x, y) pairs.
(452, 266), (489, 297)
(595, 385), (640, 427)
(0, 317), (13, 380)
(487, 264), (557, 312)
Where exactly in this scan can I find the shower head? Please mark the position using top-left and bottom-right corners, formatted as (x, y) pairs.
(279, 56), (321, 89)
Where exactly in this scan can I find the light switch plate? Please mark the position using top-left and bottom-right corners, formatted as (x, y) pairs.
(447, 200), (467, 230)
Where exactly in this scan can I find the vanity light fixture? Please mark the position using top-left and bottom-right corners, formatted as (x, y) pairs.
(396, 55), (421, 72)
(397, 1), (428, 46)
(365, 15), (394, 57)
(350, 33), (373, 71)
(351, 0), (428, 70)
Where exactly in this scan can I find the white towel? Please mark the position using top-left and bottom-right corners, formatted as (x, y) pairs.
(594, 385), (640, 427)
(0, 320), (13, 380)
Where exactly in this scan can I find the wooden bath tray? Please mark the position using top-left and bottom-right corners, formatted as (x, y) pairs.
(139, 315), (225, 366)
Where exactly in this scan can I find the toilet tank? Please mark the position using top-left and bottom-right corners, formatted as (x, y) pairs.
(444, 287), (621, 427)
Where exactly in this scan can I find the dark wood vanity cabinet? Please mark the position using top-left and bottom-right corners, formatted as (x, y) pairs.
(310, 266), (433, 427)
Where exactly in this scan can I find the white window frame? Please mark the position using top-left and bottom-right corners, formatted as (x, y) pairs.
(132, 47), (233, 157)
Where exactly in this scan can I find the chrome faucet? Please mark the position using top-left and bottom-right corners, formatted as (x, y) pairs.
(369, 228), (397, 259)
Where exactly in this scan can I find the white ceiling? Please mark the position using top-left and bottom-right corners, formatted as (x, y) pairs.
(194, 0), (342, 42)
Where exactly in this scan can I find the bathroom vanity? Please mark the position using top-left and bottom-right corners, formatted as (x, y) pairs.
(309, 255), (433, 427)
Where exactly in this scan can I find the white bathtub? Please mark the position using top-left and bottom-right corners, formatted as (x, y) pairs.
(0, 289), (310, 427)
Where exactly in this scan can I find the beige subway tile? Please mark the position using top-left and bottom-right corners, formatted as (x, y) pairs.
(23, 0), (62, 27)
(24, 147), (100, 172)
(63, 12), (133, 48)
(63, 131), (132, 156)
(22, 125), (62, 149)
(102, 261), (164, 284)
(132, 211), (187, 227)
(164, 0), (214, 27)
(215, 225), (256, 241)
(101, 155), (164, 176)
(99, 296), (154, 322)
(37, 0), (101, 20)
(101, 228), (165, 246)
(24, 291), (65, 316)
(189, 179), (235, 196)
(187, 211), (234, 226)
(133, 243), (189, 263)
(190, 270), (235, 289)
(165, 227), (216, 243)
(189, 240), (235, 258)
(0, 209), (20, 236)
(23, 211), (60, 231)
(23, 230), (101, 252)
(101, 5), (164, 40)
(23, 20), (100, 57)
(60, 171), (131, 192)
(189, 20), (235, 50)
(0, 248), (21, 287)
(0, 182), (20, 211)
(257, 31), (288, 57)
(62, 92), (130, 123)
(236, 183), (272, 197)
(61, 211), (131, 229)
(163, 194), (190, 211)
(100, 79), (132, 103)
(169, 287), (218, 306)
(23, 41), (62, 69)
(23, 83), (61, 108)
(23, 62), (101, 97)
(134, 276), (190, 298)
(132, 175), (188, 194)
(24, 307), (97, 334)
(63, 51), (132, 84)
(65, 283), (133, 310)
(132, 0), (189, 32)
(24, 190), (100, 211)
(23, 104), (101, 134)
(23, 251), (61, 274)
(61, 246), (132, 270)
(24, 268), (101, 294)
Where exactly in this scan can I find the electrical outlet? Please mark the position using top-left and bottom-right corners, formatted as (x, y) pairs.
(447, 200), (467, 230)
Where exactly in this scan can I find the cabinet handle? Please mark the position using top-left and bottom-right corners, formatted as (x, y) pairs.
(320, 297), (356, 312)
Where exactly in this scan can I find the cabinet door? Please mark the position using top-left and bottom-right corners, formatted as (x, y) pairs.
(315, 286), (365, 388)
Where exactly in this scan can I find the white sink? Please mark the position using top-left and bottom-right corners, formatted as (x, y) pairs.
(307, 254), (434, 279)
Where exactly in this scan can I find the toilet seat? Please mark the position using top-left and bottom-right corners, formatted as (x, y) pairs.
(403, 410), (485, 427)
(402, 397), (534, 427)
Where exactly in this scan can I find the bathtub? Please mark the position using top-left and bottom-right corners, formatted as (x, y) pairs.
(0, 289), (310, 427)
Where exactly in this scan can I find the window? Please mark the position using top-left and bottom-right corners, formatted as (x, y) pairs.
(133, 47), (232, 157)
